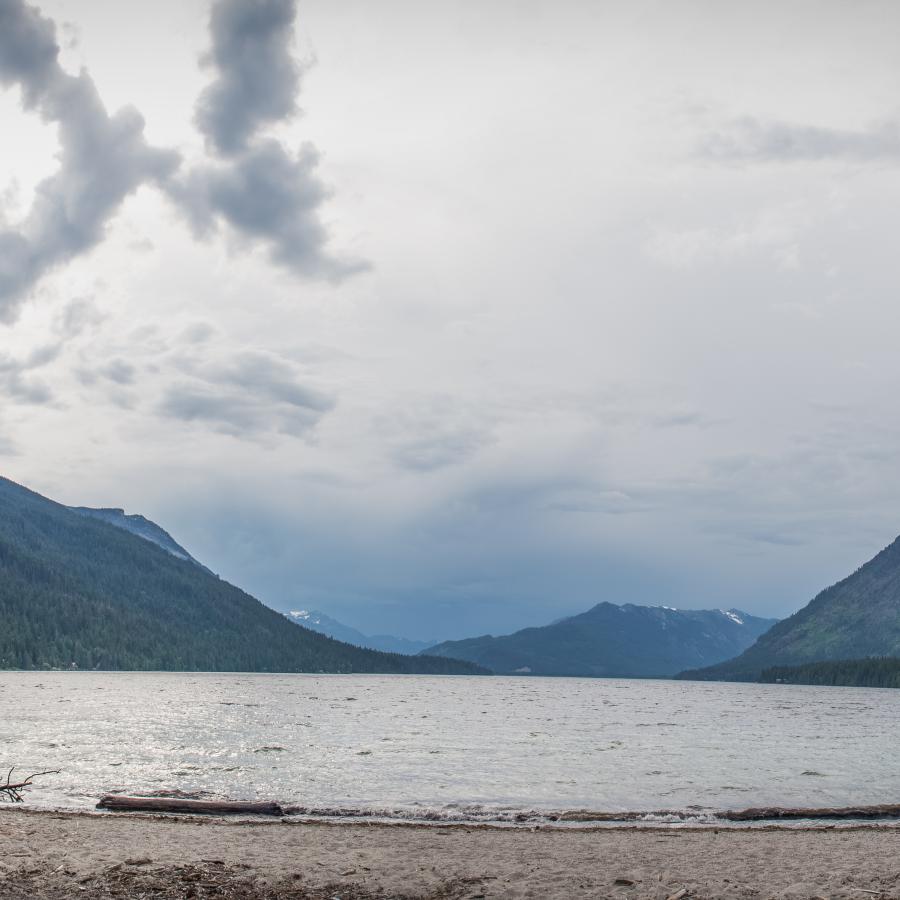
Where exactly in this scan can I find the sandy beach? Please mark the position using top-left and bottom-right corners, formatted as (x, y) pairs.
(1, 809), (899, 899)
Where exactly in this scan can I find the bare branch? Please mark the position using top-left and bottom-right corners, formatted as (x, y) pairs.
(0, 768), (60, 803)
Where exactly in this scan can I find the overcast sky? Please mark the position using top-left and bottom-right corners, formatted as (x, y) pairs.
(1, 0), (899, 639)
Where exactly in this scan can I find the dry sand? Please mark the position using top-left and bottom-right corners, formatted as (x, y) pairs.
(1, 808), (899, 899)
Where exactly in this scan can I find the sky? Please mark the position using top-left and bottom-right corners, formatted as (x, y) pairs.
(1, 0), (899, 640)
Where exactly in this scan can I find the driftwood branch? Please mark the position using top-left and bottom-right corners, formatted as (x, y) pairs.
(97, 795), (284, 816)
(0, 767), (60, 803)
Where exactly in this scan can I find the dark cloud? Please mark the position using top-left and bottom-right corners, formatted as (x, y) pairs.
(171, 140), (364, 280)
(699, 116), (900, 163)
(195, 0), (301, 156)
(0, 0), (180, 320)
(165, 0), (367, 281)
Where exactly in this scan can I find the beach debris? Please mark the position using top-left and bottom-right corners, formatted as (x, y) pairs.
(97, 795), (285, 816)
(11, 860), (435, 900)
(666, 889), (688, 900)
(0, 767), (60, 803)
(614, 877), (636, 885)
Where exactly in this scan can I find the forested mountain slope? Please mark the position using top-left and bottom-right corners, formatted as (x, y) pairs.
(680, 536), (900, 681)
(0, 477), (483, 674)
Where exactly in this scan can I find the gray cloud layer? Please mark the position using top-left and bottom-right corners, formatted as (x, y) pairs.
(0, 0), (179, 319)
(700, 116), (900, 163)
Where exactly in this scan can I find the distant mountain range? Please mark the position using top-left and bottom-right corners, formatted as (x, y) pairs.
(15, 469), (900, 683)
(680, 536), (900, 682)
(0, 476), (483, 675)
(424, 603), (777, 678)
(284, 610), (435, 655)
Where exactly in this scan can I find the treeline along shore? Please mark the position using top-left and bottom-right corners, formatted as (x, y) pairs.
(760, 656), (900, 689)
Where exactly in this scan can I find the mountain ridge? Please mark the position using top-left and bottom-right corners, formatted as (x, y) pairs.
(424, 601), (777, 678)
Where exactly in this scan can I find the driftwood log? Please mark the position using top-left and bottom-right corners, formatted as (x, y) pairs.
(721, 803), (900, 821)
(97, 795), (284, 816)
(0, 768), (60, 803)
(554, 803), (900, 823)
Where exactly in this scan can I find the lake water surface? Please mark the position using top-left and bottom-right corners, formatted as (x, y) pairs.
(2, 672), (898, 824)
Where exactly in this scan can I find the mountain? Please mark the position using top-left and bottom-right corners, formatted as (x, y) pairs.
(423, 603), (777, 678)
(69, 506), (209, 572)
(284, 610), (434, 655)
(679, 535), (900, 682)
(0, 476), (484, 675)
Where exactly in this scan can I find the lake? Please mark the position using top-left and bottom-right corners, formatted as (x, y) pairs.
(2, 672), (898, 824)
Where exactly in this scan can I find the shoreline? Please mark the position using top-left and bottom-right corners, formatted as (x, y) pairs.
(3, 807), (900, 899)
(14, 797), (900, 830)
(12, 803), (900, 831)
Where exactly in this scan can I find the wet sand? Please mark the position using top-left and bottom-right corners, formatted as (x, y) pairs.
(1, 807), (899, 899)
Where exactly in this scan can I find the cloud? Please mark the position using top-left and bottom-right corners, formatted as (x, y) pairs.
(0, 0), (362, 319)
(171, 140), (363, 280)
(53, 296), (105, 338)
(99, 358), (136, 385)
(179, 321), (217, 344)
(165, 0), (367, 281)
(699, 116), (900, 163)
(195, 0), (301, 156)
(157, 348), (334, 438)
(0, 0), (180, 320)
(391, 429), (487, 472)
(0, 340), (61, 404)
(376, 396), (493, 472)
